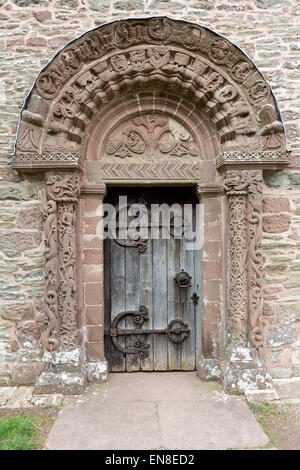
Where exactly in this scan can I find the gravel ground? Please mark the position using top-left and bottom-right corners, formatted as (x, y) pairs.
(248, 400), (300, 450)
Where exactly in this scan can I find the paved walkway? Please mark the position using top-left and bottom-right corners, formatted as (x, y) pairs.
(45, 372), (268, 450)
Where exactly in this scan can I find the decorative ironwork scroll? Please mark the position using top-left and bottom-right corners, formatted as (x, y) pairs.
(109, 306), (190, 358)
(223, 170), (264, 359)
(42, 171), (80, 352)
(114, 236), (148, 253)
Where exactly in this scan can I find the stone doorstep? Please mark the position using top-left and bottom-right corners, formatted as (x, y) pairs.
(244, 389), (280, 403)
(0, 386), (64, 408)
(273, 377), (300, 399)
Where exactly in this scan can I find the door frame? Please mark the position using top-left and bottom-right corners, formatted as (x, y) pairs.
(80, 180), (226, 382)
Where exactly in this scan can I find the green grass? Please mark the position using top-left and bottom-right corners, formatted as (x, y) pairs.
(0, 415), (39, 450)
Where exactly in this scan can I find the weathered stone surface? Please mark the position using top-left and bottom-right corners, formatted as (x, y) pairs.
(16, 320), (42, 348)
(268, 326), (297, 347)
(85, 361), (108, 383)
(34, 372), (86, 395)
(32, 10), (51, 22)
(256, 0), (290, 8)
(0, 183), (37, 201)
(273, 378), (300, 399)
(12, 0), (48, 6)
(0, 387), (17, 406)
(10, 339), (19, 352)
(0, 167), (21, 183)
(263, 214), (291, 233)
(245, 389), (279, 403)
(26, 37), (48, 47)
(198, 357), (221, 381)
(87, 0), (109, 11)
(221, 348), (273, 394)
(18, 349), (43, 362)
(0, 352), (17, 362)
(1, 300), (35, 322)
(263, 197), (290, 213)
(276, 303), (300, 324)
(150, 0), (183, 9)
(43, 348), (83, 373)
(12, 363), (40, 385)
(268, 367), (293, 379)
(0, 231), (41, 251)
(31, 394), (63, 407)
(264, 172), (300, 190)
(54, 0), (78, 8)
(6, 386), (33, 408)
(16, 207), (42, 229)
(0, 371), (12, 386)
(14, 270), (44, 283)
(113, 0), (144, 9)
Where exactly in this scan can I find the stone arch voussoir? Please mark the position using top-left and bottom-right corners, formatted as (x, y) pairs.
(14, 17), (287, 167)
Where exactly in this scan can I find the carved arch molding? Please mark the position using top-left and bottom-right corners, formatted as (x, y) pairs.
(13, 18), (290, 388)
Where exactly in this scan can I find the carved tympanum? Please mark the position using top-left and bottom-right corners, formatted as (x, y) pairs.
(42, 172), (80, 352)
(223, 170), (264, 359)
(105, 114), (199, 159)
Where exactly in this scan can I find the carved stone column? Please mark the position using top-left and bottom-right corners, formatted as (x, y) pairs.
(221, 170), (272, 394)
(34, 171), (85, 395)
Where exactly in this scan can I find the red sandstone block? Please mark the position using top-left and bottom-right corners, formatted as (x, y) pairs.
(84, 283), (102, 305)
(202, 303), (221, 322)
(83, 236), (103, 249)
(202, 340), (220, 359)
(84, 198), (103, 216)
(6, 37), (25, 46)
(86, 325), (103, 343)
(86, 342), (104, 362)
(84, 216), (101, 234)
(263, 214), (291, 233)
(26, 37), (48, 47)
(204, 199), (220, 224)
(204, 224), (221, 241)
(263, 197), (290, 213)
(203, 280), (221, 302)
(83, 265), (103, 283)
(33, 10), (52, 22)
(203, 241), (221, 260)
(202, 322), (220, 341)
(85, 306), (103, 326)
(84, 249), (103, 265)
(203, 261), (222, 280)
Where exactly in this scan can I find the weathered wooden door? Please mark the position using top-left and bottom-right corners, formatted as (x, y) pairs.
(104, 187), (201, 372)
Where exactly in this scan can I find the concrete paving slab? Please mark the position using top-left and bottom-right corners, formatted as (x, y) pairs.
(47, 401), (161, 450)
(89, 371), (222, 404)
(159, 400), (269, 450)
(46, 372), (269, 450)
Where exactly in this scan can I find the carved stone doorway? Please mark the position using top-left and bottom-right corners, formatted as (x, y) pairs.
(12, 17), (290, 395)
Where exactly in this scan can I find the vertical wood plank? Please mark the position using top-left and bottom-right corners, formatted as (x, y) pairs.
(139, 238), (154, 371)
(194, 236), (202, 365)
(180, 235), (196, 370)
(167, 238), (181, 370)
(125, 245), (141, 372)
(110, 238), (126, 371)
(153, 238), (168, 370)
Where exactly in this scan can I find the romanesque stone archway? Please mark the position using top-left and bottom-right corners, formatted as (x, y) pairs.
(13, 17), (290, 395)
